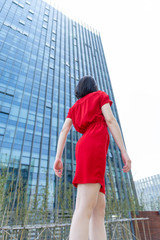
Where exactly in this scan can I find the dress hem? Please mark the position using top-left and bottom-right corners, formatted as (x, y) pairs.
(72, 177), (105, 194)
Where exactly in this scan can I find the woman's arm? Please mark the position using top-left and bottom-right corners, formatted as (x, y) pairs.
(55, 118), (72, 159)
(54, 118), (72, 177)
(101, 103), (131, 173)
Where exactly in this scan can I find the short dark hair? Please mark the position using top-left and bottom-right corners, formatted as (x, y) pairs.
(75, 76), (98, 99)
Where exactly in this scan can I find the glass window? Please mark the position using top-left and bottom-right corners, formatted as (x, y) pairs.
(21, 156), (30, 165)
(41, 160), (47, 168)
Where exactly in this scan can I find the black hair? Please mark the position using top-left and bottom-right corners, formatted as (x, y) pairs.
(75, 76), (98, 99)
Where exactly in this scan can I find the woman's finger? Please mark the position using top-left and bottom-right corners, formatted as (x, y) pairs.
(54, 168), (63, 177)
(123, 167), (130, 172)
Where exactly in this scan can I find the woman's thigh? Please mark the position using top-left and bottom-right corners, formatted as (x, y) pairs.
(75, 183), (101, 211)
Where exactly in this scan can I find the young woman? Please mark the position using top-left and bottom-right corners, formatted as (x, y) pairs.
(53, 76), (131, 240)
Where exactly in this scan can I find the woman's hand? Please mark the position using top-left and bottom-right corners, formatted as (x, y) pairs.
(121, 151), (131, 173)
(53, 158), (63, 178)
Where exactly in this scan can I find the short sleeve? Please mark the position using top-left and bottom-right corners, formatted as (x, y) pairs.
(99, 91), (113, 108)
(66, 107), (72, 119)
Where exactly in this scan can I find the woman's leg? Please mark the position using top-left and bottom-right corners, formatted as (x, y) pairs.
(89, 191), (107, 240)
(69, 183), (101, 240)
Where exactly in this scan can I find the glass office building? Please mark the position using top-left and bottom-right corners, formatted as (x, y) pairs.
(0, 0), (137, 210)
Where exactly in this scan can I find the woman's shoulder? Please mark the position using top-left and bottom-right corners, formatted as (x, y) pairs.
(78, 90), (102, 101)
(98, 90), (111, 98)
(98, 90), (107, 94)
(71, 90), (104, 107)
(69, 90), (109, 112)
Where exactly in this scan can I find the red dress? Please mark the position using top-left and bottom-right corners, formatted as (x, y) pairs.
(66, 90), (113, 194)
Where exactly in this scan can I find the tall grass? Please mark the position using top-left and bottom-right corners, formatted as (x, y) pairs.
(0, 153), (158, 239)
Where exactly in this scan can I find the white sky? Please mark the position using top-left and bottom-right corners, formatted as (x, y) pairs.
(45, 0), (160, 181)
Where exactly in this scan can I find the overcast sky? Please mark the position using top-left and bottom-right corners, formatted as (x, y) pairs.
(44, 0), (160, 181)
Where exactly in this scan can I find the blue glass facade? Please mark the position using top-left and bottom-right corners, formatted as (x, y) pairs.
(0, 0), (137, 209)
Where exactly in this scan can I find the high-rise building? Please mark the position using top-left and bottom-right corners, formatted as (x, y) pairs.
(0, 0), (137, 210)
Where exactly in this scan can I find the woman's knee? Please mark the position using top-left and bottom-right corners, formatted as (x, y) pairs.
(92, 192), (106, 218)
